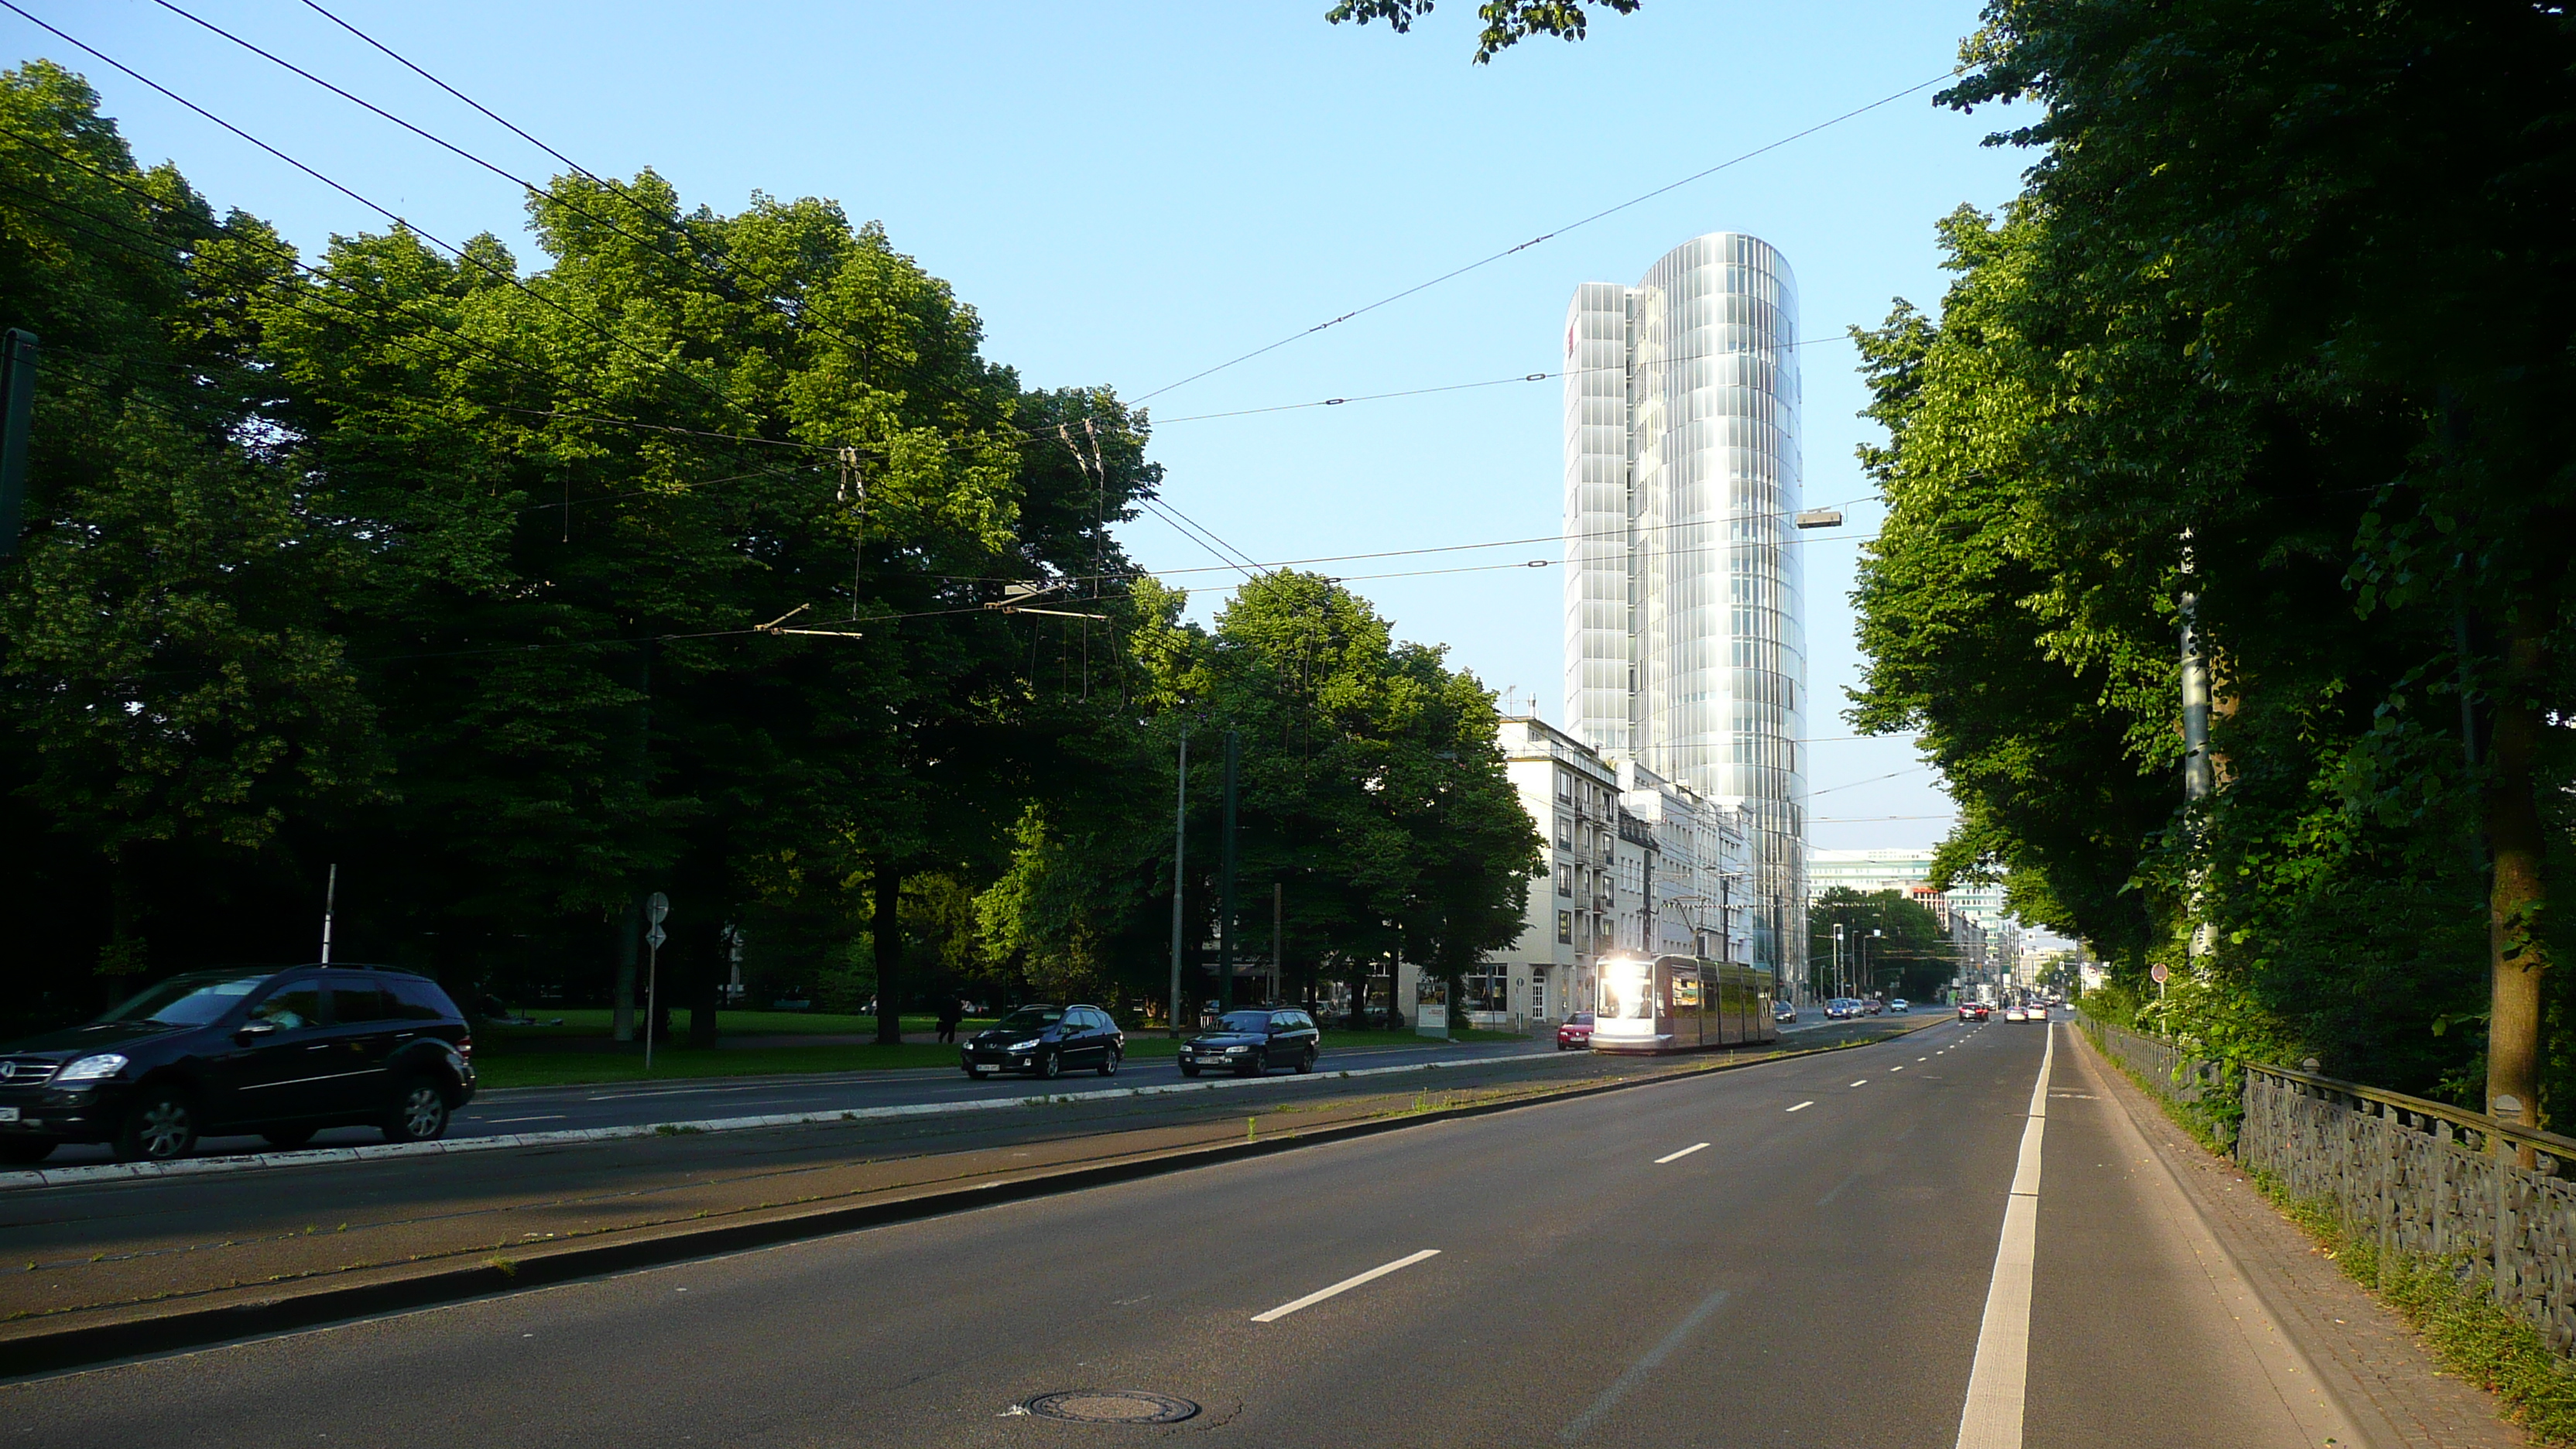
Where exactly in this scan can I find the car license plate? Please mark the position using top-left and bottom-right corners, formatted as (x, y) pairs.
(0, 1107), (19, 1122)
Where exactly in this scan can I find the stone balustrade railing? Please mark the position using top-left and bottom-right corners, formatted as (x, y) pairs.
(2084, 1014), (2576, 1355)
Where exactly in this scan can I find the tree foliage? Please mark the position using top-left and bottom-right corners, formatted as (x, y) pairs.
(1847, 0), (2576, 1108)
(0, 62), (1541, 1037)
(1324, 0), (1641, 64)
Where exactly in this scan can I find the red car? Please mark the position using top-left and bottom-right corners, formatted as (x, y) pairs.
(1958, 1002), (1991, 1023)
(1556, 1012), (1596, 1050)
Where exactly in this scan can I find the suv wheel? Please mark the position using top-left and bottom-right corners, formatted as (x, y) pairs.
(1235, 1050), (1263, 1078)
(1038, 1050), (1062, 1081)
(1180, 1061), (1201, 1078)
(383, 1074), (451, 1143)
(1297, 1046), (1317, 1074)
(1097, 1049), (1119, 1077)
(115, 1091), (198, 1163)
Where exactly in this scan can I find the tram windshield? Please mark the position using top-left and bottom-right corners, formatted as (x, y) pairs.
(1600, 957), (1654, 1019)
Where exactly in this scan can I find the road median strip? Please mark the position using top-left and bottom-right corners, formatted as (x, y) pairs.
(0, 1050), (1557, 1194)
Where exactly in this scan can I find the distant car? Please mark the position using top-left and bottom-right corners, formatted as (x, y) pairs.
(1958, 1002), (1991, 1023)
(1773, 1001), (1797, 1025)
(1180, 1008), (1320, 1077)
(1865, 998), (1886, 1016)
(1889, 998), (1909, 1013)
(0, 965), (476, 1164)
(1556, 1012), (1597, 1050)
(961, 1003), (1124, 1079)
(2027, 1004), (2050, 1022)
(2003, 1005), (2029, 1023)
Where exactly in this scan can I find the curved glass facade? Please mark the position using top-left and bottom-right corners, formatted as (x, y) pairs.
(1562, 233), (1807, 983)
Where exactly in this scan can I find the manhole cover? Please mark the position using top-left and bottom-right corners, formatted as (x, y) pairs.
(1022, 1390), (1200, 1425)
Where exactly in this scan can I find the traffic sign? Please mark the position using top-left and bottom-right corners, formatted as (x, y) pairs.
(646, 923), (667, 949)
(646, 892), (670, 925)
(2150, 961), (2169, 984)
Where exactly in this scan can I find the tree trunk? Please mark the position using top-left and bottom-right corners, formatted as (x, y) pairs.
(687, 920), (721, 1048)
(612, 895), (639, 1043)
(2484, 623), (2549, 1151)
(872, 861), (904, 1047)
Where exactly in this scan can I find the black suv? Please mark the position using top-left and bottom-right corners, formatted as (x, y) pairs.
(0, 965), (477, 1164)
(1180, 1008), (1320, 1077)
(961, 1004), (1124, 1080)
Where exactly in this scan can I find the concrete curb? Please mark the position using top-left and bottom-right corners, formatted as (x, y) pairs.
(0, 1053), (1555, 1194)
(0, 1020), (1946, 1377)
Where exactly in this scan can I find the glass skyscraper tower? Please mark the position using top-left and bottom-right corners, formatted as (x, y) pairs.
(1563, 231), (1807, 984)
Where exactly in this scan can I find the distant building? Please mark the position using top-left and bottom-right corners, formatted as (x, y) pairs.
(1809, 846), (2024, 994)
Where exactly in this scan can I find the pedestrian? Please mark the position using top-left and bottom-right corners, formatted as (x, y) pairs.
(935, 996), (962, 1044)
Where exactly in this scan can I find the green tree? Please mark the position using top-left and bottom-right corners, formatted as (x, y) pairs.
(1808, 888), (1952, 1002)
(0, 62), (380, 1002)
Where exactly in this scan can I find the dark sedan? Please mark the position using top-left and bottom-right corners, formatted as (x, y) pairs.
(1179, 1008), (1319, 1077)
(960, 1004), (1123, 1080)
(0, 965), (475, 1164)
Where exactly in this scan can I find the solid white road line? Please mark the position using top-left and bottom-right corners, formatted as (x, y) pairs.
(1251, 1249), (1442, 1323)
(1952, 1024), (2054, 1449)
(1654, 1142), (1711, 1164)
(1786, 1101), (1814, 1112)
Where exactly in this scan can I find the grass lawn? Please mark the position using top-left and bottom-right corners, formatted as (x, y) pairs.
(478, 1009), (984, 1040)
(469, 1023), (1525, 1090)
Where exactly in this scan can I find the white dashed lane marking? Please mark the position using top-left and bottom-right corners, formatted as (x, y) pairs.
(1654, 1142), (1711, 1164)
(1252, 1249), (1443, 1324)
(1786, 1101), (1814, 1112)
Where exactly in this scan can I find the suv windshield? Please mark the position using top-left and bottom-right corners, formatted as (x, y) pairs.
(95, 975), (267, 1027)
(993, 1006), (1064, 1032)
(1207, 1010), (1271, 1034)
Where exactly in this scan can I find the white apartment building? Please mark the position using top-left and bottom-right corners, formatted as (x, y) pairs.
(1485, 716), (1634, 1025)
(1488, 717), (1753, 1025)
(1615, 757), (1751, 969)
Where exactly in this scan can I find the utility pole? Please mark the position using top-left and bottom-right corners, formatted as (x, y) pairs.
(2180, 533), (2217, 964)
(0, 328), (35, 557)
(1168, 730), (1188, 1038)
(1271, 882), (1283, 1006)
(1219, 729), (1239, 1011)
(318, 863), (337, 964)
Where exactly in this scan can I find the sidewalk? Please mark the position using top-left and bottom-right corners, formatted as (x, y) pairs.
(2069, 1023), (2526, 1449)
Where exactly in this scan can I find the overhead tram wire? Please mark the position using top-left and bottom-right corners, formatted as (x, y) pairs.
(1130, 68), (1958, 405)
(1, 2), (781, 436)
(175, 0), (1015, 426)
(0, 164), (838, 506)
(1149, 335), (1857, 426)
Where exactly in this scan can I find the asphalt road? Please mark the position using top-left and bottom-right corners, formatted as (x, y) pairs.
(33, 1012), (1888, 1166)
(3, 1016), (2358, 1447)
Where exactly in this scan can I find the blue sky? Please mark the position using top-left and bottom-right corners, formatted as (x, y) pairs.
(25, 0), (2032, 851)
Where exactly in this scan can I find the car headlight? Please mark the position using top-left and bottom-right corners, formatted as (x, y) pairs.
(1006, 1039), (1040, 1053)
(1225, 1045), (1249, 1054)
(57, 1053), (128, 1083)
